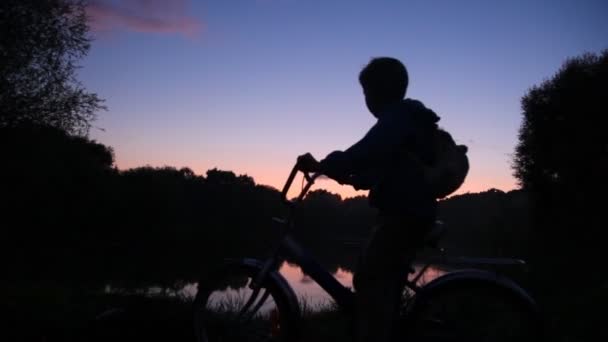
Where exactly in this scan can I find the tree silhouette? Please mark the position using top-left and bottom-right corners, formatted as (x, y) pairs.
(0, 0), (103, 135)
(513, 49), (608, 255)
(514, 49), (608, 205)
(0, 124), (116, 283)
(2, 123), (541, 339)
(513, 49), (608, 340)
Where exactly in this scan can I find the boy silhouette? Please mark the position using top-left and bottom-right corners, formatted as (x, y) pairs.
(297, 57), (440, 342)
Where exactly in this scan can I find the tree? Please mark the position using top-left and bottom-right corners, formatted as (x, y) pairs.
(0, 0), (104, 136)
(513, 50), (608, 341)
(0, 124), (116, 282)
(513, 49), (608, 205)
(513, 49), (607, 240)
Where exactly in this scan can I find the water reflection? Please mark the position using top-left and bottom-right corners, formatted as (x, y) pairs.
(279, 262), (353, 307)
(178, 262), (446, 310)
(278, 262), (445, 308)
(106, 261), (447, 312)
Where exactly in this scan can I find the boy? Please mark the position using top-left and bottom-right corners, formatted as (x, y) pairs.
(297, 57), (440, 342)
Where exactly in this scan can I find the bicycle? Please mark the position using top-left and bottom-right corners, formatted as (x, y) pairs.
(192, 162), (543, 342)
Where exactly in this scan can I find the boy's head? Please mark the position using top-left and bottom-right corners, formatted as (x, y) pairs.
(359, 57), (408, 117)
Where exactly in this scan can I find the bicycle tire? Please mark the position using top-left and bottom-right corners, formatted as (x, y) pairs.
(400, 276), (543, 342)
(193, 259), (300, 342)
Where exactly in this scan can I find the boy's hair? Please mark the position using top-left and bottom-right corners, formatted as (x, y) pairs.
(359, 57), (408, 100)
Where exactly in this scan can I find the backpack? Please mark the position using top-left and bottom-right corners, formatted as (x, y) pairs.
(425, 128), (469, 198)
(406, 127), (469, 199)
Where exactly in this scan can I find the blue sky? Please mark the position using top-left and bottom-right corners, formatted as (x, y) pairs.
(81, 0), (608, 197)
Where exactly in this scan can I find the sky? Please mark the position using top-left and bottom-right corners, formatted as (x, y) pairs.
(81, 0), (608, 199)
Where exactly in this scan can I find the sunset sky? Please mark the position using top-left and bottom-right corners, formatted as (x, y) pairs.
(81, 0), (607, 198)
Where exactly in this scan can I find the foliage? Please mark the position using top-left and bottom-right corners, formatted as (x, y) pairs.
(513, 49), (608, 205)
(1, 123), (533, 289)
(0, 123), (116, 284)
(0, 0), (104, 135)
(1, 124), (542, 340)
(513, 49), (608, 341)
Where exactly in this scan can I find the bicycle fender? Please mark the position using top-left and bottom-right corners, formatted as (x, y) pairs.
(412, 269), (540, 315)
(228, 258), (301, 320)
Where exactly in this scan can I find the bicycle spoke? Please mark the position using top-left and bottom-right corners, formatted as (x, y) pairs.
(236, 284), (264, 319)
(241, 290), (272, 322)
(195, 267), (288, 342)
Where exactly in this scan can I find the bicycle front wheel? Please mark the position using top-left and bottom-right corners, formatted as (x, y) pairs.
(404, 280), (543, 342)
(193, 260), (299, 342)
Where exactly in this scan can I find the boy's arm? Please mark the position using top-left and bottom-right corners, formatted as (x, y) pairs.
(319, 115), (413, 184)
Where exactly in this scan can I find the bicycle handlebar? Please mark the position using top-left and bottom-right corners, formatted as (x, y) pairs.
(281, 163), (320, 205)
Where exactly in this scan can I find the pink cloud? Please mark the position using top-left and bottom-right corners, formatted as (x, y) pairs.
(87, 0), (203, 38)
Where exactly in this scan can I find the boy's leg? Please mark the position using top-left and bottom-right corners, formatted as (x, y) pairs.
(352, 214), (432, 342)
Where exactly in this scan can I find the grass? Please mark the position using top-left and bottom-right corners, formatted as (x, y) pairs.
(3, 289), (196, 342)
(4, 280), (555, 342)
(298, 295), (353, 342)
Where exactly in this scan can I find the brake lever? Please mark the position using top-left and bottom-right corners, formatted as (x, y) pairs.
(303, 172), (313, 182)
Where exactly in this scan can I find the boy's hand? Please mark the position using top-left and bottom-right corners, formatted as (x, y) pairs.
(297, 153), (320, 173)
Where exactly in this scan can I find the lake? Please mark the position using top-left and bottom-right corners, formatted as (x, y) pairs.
(178, 261), (446, 310)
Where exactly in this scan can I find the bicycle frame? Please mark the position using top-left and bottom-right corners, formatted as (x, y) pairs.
(209, 162), (545, 342)
(279, 234), (356, 310)
(242, 163), (536, 321)
(247, 164), (424, 315)
(245, 165), (356, 314)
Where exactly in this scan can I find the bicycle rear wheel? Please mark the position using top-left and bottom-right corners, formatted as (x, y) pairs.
(404, 281), (543, 342)
(193, 260), (299, 342)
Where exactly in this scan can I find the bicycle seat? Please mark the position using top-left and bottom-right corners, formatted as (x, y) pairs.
(424, 220), (446, 248)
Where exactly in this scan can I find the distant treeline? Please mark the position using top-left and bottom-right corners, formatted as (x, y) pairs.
(1, 123), (532, 293)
